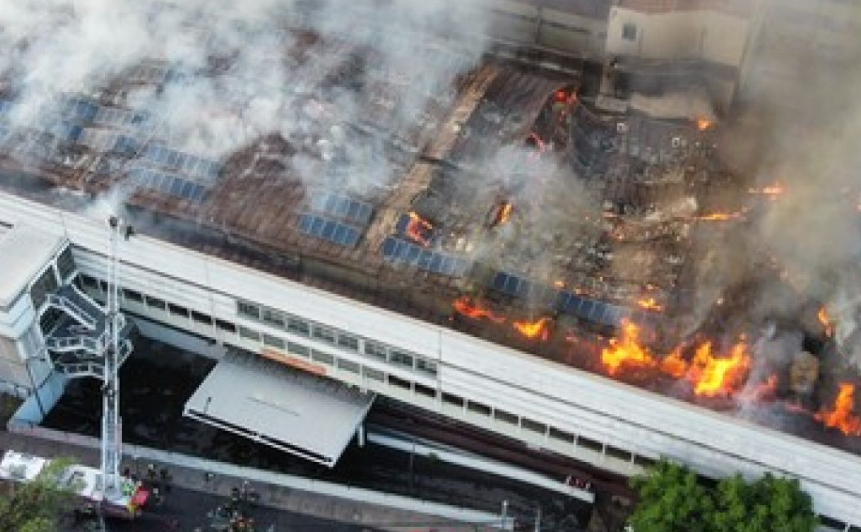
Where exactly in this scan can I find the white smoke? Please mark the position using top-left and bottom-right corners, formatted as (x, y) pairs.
(0, 0), (490, 197)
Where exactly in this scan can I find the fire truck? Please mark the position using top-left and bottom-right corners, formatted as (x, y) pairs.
(0, 450), (150, 519)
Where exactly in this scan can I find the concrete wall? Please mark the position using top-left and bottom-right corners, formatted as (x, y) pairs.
(606, 7), (751, 67)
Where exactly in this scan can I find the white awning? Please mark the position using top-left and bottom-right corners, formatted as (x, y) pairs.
(184, 351), (374, 467)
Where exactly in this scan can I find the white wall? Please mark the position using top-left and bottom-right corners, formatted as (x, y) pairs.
(606, 7), (751, 67)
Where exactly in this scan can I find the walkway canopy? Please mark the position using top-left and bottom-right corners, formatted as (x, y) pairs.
(184, 351), (374, 467)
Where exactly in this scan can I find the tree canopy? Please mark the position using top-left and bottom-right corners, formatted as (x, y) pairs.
(0, 457), (79, 532)
(628, 460), (818, 532)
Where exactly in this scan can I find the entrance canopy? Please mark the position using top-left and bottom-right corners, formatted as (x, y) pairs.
(184, 351), (374, 467)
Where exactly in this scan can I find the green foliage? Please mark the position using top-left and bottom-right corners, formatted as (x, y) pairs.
(628, 460), (818, 532)
(0, 457), (79, 532)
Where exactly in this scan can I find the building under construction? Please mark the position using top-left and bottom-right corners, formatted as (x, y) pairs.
(0, 0), (860, 529)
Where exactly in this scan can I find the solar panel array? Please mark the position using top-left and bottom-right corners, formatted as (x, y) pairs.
(298, 213), (362, 247)
(491, 271), (657, 328)
(78, 129), (139, 154)
(308, 191), (374, 226)
(382, 237), (471, 277)
(93, 106), (148, 130)
(128, 167), (207, 202)
(60, 98), (100, 123)
(140, 144), (221, 180)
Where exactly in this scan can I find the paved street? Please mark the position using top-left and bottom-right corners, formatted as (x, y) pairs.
(61, 485), (392, 532)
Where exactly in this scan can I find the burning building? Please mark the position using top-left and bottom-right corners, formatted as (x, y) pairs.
(0, 0), (860, 529)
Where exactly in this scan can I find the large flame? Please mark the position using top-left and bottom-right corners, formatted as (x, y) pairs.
(513, 317), (551, 341)
(600, 321), (751, 397)
(697, 118), (712, 131)
(816, 383), (861, 436)
(689, 342), (751, 397)
(601, 322), (656, 375)
(818, 307), (834, 337)
(406, 211), (433, 246)
(453, 297), (506, 324)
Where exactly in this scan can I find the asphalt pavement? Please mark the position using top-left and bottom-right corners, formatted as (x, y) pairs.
(60, 485), (390, 532)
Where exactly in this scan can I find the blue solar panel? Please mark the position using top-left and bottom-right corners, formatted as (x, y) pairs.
(130, 167), (208, 203)
(381, 237), (469, 277)
(308, 192), (373, 226)
(297, 214), (362, 247)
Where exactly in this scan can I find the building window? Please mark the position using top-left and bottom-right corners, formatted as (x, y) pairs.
(262, 309), (285, 328)
(216, 319), (237, 333)
(522, 418), (546, 435)
(606, 446), (633, 462)
(287, 317), (310, 336)
(390, 350), (413, 369)
(363, 342), (387, 361)
(311, 349), (334, 365)
(263, 334), (285, 350)
(237, 301), (260, 320)
(288, 342), (309, 357)
(549, 427), (575, 443)
(56, 247), (76, 281)
(336, 333), (359, 352)
(416, 359), (437, 376)
(122, 289), (144, 304)
(312, 325), (336, 344)
(336, 358), (360, 374)
(363, 367), (385, 381)
(191, 311), (213, 325)
(79, 274), (99, 289)
(414, 383), (437, 399)
(146, 295), (166, 311)
(388, 375), (412, 390)
(168, 303), (189, 318)
(494, 409), (519, 425)
(578, 436), (604, 453)
(442, 393), (464, 408)
(467, 401), (492, 417)
(622, 23), (637, 41)
(634, 455), (657, 469)
(239, 327), (261, 342)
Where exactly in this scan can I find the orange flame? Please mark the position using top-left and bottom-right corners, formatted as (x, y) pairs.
(689, 342), (751, 397)
(601, 321), (657, 375)
(697, 118), (712, 131)
(513, 317), (551, 341)
(818, 307), (834, 337)
(815, 383), (861, 436)
(453, 297), (506, 324)
(660, 349), (688, 378)
(697, 212), (741, 222)
(406, 211), (433, 246)
(492, 201), (514, 227)
(637, 297), (663, 312)
(748, 183), (784, 200)
(600, 321), (751, 397)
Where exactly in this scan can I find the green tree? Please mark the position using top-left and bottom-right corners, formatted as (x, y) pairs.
(628, 459), (713, 532)
(628, 461), (818, 532)
(0, 457), (79, 532)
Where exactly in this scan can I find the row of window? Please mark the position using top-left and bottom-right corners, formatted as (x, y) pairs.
(78, 274), (655, 472)
(236, 300), (439, 378)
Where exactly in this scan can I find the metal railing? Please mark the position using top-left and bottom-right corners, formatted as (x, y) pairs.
(45, 293), (97, 330)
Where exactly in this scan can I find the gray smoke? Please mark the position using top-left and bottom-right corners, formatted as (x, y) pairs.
(0, 0), (490, 204)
